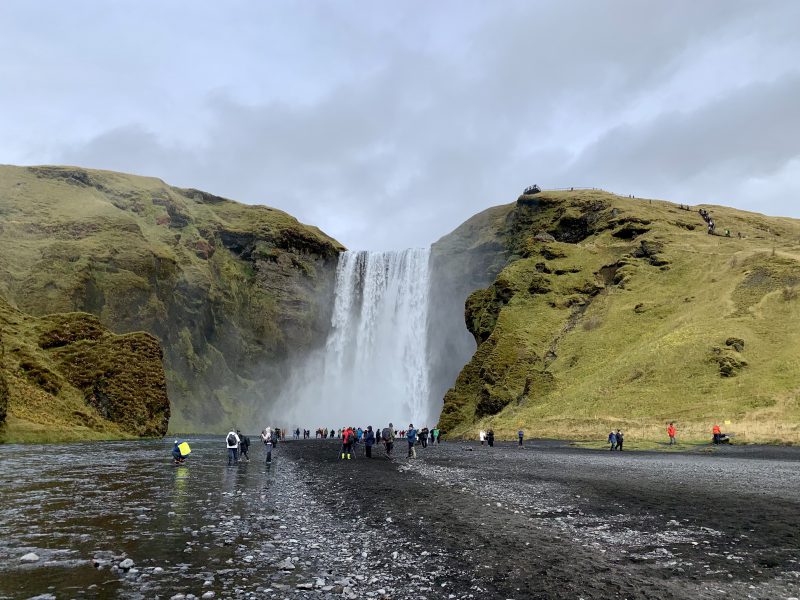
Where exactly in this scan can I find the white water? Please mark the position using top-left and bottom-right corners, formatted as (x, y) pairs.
(276, 249), (432, 429)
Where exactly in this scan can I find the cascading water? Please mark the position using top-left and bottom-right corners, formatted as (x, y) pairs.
(277, 249), (432, 428)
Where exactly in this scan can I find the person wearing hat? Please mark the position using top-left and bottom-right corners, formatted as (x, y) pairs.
(406, 424), (418, 458)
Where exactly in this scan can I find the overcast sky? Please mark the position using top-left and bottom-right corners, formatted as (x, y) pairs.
(1, 1), (798, 249)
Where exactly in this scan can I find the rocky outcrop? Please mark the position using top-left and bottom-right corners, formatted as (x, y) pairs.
(0, 295), (169, 441)
(435, 190), (800, 444)
(0, 165), (344, 432)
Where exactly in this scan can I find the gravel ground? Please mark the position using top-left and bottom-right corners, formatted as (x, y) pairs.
(0, 438), (798, 600)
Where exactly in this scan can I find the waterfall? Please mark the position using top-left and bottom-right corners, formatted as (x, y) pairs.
(278, 249), (432, 428)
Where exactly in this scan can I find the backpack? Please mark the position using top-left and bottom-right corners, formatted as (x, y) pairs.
(226, 433), (236, 446)
(382, 427), (391, 440)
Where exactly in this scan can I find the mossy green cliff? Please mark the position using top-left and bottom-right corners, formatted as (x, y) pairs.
(435, 190), (800, 444)
(0, 165), (344, 433)
(0, 295), (169, 442)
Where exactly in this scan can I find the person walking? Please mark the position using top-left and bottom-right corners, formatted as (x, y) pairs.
(667, 422), (677, 446)
(365, 426), (375, 458)
(383, 423), (395, 459)
(518, 430), (524, 447)
(238, 430), (250, 462)
(226, 429), (240, 466)
(407, 424), (418, 458)
(479, 429), (486, 446)
(261, 427), (274, 464)
(341, 426), (354, 460)
(616, 429), (624, 451)
(712, 424), (721, 445)
(486, 429), (495, 447)
(433, 426), (440, 444)
(420, 427), (429, 449)
(608, 430), (617, 451)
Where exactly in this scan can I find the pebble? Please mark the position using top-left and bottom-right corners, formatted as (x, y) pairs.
(119, 558), (134, 570)
(20, 553), (40, 562)
(201, 592), (215, 599)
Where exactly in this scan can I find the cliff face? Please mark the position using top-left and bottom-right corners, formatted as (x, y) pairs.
(0, 165), (344, 432)
(436, 190), (800, 443)
(0, 295), (169, 442)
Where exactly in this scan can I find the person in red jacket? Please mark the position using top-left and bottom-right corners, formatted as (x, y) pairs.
(712, 424), (721, 445)
(341, 427), (354, 460)
(667, 422), (677, 446)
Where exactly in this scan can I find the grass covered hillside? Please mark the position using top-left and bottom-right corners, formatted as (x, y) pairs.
(0, 294), (169, 443)
(0, 165), (344, 433)
(438, 190), (800, 445)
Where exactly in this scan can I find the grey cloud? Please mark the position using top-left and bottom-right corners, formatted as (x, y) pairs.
(1, 1), (797, 248)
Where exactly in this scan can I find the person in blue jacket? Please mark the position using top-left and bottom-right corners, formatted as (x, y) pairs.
(364, 426), (375, 458)
(406, 424), (418, 459)
(172, 440), (187, 464)
(608, 431), (617, 451)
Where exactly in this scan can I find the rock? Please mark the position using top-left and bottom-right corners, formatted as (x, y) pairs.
(20, 552), (40, 562)
(296, 583), (314, 590)
(201, 592), (215, 599)
(275, 558), (295, 571)
(170, 595), (186, 600)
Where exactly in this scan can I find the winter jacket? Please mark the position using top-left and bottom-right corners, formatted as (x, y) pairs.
(667, 426), (676, 437)
(365, 430), (375, 446)
(226, 431), (240, 449)
(407, 428), (417, 443)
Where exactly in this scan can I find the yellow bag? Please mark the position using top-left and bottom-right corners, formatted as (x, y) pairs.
(178, 442), (191, 456)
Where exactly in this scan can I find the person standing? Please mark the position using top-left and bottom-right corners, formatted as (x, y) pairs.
(238, 430), (250, 462)
(712, 424), (721, 445)
(226, 430), (240, 466)
(341, 426), (354, 460)
(383, 423), (395, 458)
(608, 430), (617, 451)
(616, 429), (624, 451)
(486, 429), (495, 447)
(433, 426), (440, 444)
(667, 422), (677, 446)
(365, 426), (375, 458)
(261, 427), (274, 464)
(518, 430), (524, 447)
(479, 429), (486, 446)
(420, 427), (429, 449)
(406, 424), (418, 458)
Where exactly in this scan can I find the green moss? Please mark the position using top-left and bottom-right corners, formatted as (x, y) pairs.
(440, 191), (800, 444)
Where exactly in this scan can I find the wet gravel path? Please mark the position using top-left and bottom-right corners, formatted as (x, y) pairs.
(0, 438), (798, 599)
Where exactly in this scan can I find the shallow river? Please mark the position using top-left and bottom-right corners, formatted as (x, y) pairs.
(0, 438), (293, 599)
